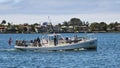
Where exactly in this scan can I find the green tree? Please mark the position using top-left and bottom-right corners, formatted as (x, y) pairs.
(30, 24), (35, 32)
(69, 18), (82, 32)
(33, 23), (39, 26)
(1, 20), (6, 27)
(62, 21), (69, 32)
(85, 21), (89, 27)
(1, 20), (6, 25)
(69, 18), (82, 26)
(7, 22), (12, 27)
(108, 23), (115, 29)
(114, 22), (120, 31)
(90, 22), (100, 31)
(114, 22), (120, 27)
(57, 23), (62, 27)
(99, 22), (107, 31)
(63, 21), (68, 26)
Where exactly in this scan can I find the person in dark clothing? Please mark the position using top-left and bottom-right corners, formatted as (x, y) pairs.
(36, 37), (41, 47)
(37, 37), (40, 43)
(30, 40), (33, 43)
(54, 35), (57, 46)
(22, 40), (27, 47)
(34, 39), (37, 47)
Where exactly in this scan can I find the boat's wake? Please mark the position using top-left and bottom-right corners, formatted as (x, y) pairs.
(0, 49), (20, 52)
(33, 48), (88, 52)
(0, 48), (96, 52)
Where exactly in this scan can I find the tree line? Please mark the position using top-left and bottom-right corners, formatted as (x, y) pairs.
(0, 18), (120, 33)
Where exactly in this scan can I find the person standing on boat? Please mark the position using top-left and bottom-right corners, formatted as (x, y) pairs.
(37, 37), (40, 43)
(37, 37), (41, 47)
(73, 34), (78, 43)
(8, 37), (12, 45)
(54, 35), (57, 46)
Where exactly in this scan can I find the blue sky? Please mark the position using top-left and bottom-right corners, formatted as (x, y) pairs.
(0, 0), (120, 24)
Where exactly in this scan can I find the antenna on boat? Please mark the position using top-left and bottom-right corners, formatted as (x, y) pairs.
(48, 16), (54, 33)
(48, 16), (51, 23)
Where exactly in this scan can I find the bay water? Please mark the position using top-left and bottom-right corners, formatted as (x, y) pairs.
(0, 33), (120, 68)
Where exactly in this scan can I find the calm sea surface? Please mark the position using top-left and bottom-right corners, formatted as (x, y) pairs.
(0, 33), (120, 68)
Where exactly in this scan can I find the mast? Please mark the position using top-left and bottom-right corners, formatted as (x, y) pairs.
(48, 16), (54, 33)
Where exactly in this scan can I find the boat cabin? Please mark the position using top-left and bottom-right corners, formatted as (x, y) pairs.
(47, 34), (65, 46)
(16, 34), (87, 47)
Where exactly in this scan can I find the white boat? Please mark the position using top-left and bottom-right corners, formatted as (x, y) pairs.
(15, 34), (97, 51)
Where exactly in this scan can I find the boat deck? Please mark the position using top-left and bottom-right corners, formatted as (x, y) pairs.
(15, 39), (93, 48)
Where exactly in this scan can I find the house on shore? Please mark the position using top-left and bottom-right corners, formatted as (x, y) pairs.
(0, 26), (7, 33)
(115, 25), (120, 31)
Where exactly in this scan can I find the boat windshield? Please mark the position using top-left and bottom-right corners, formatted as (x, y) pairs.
(48, 34), (63, 40)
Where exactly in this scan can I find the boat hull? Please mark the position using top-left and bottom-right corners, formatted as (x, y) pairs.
(15, 39), (97, 51)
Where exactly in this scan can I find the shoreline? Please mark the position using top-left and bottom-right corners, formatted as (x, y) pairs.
(0, 31), (120, 34)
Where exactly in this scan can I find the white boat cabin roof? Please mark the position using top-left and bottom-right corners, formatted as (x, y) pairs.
(47, 34), (61, 37)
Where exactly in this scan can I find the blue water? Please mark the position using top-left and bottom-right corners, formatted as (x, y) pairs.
(0, 33), (120, 68)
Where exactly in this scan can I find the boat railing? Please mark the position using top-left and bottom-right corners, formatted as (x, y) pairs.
(64, 36), (84, 44)
(16, 40), (42, 47)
